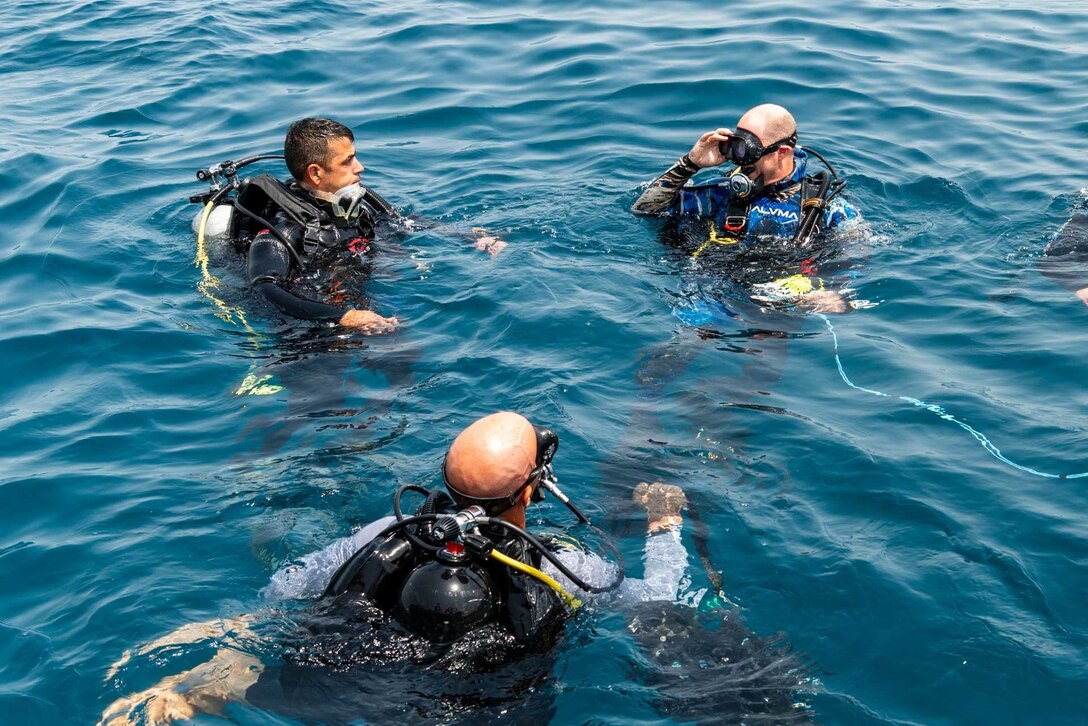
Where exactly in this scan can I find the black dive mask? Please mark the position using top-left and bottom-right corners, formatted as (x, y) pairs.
(443, 424), (559, 517)
(720, 127), (797, 167)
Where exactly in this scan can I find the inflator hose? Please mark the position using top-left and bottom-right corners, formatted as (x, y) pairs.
(489, 549), (581, 610)
(231, 195), (306, 271)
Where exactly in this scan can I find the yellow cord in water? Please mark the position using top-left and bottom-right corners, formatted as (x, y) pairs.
(195, 201), (250, 328)
(488, 549), (581, 611)
(691, 221), (739, 258)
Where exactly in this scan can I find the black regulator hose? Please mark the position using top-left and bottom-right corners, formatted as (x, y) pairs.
(195, 154), (285, 183)
(230, 193), (306, 271)
(234, 153), (285, 169)
(393, 484), (433, 521)
(391, 485), (441, 554)
(368, 512), (624, 594)
(801, 146), (842, 183)
(482, 518), (625, 594)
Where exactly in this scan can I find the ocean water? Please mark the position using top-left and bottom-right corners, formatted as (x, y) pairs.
(2, 0), (1087, 723)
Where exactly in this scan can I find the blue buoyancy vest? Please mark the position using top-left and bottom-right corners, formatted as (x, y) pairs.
(672, 149), (858, 240)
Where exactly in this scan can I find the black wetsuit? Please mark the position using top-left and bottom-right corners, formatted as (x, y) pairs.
(246, 183), (388, 321)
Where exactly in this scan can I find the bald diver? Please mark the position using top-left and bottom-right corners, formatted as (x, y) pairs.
(100, 414), (812, 724)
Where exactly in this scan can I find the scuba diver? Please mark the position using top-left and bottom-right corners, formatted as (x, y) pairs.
(1040, 208), (1088, 306)
(99, 412), (623, 724)
(191, 116), (505, 332)
(99, 413), (811, 725)
(619, 105), (867, 506)
(191, 118), (507, 451)
(318, 410), (621, 644)
(632, 103), (861, 314)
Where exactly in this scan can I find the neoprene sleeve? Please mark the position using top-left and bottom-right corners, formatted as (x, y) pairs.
(631, 155), (701, 216)
(247, 234), (346, 321)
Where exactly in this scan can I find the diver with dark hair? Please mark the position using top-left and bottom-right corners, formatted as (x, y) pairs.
(189, 117), (507, 452)
(632, 103), (862, 313)
(1040, 208), (1088, 306)
(192, 116), (505, 332)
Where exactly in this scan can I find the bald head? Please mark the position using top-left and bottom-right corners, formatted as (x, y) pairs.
(444, 412), (537, 499)
(737, 104), (796, 146)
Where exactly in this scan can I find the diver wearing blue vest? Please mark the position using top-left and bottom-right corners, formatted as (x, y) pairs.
(632, 104), (860, 313)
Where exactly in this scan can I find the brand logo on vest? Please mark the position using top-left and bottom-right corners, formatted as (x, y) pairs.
(749, 204), (799, 222)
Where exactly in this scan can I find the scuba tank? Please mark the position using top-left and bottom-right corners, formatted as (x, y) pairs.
(189, 154), (286, 251)
(324, 468), (626, 644)
(395, 538), (498, 642)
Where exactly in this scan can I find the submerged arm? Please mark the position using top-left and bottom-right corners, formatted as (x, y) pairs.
(99, 617), (262, 726)
(247, 233), (398, 330)
(631, 155), (701, 216)
(100, 518), (400, 725)
(247, 233), (345, 321)
(399, 214), (507, 255)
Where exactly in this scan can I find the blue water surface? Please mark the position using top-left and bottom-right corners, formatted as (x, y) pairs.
(2, 0), (1087, 723)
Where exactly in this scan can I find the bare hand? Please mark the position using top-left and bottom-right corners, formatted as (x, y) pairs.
(471, 228), (508, 255)
(339, 308), (399, 333)
(100, 649), (263, 726)
(688, 128), (734, 169)
(634, 482), (687, 533)
(1076, 286), (1088, 306)
(800, 290), (850, 314)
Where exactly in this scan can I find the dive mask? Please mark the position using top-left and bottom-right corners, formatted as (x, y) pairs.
(312, 183), (370, 221)
(720, 127), (797, 166)
(444, 424), (559, 516)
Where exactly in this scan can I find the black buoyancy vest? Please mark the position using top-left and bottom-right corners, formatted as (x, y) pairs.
(230, 174), (396, 256)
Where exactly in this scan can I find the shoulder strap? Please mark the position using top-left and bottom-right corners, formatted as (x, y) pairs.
(244, 174), (327, 228)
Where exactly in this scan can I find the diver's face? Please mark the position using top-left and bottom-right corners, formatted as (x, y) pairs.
(315, 136), (364, 193)
(749, 141), (792, 183)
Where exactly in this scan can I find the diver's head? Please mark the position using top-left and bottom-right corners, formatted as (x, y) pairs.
(728, 104), (798, 187)
(443, 412), (557, 529)
(284, 117), (364, 194)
